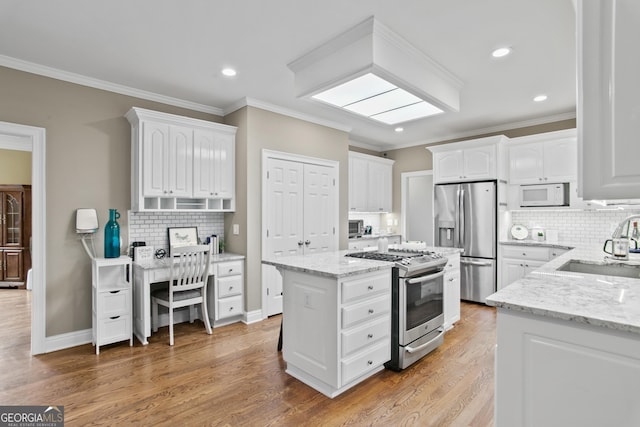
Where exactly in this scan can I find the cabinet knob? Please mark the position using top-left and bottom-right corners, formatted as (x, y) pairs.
(367, 360), (373, 365)
(522, 253), (526, 256)
(367, 285), (374, 290)
(449, 278), (454, 282)
(305, 240), (311, 245)
(228, 286), (233, 291)
(229, 307), (234, 311)
(520, 264), (524, 267)
(368, 309), (374, 314)
(367, 333), (374, 339)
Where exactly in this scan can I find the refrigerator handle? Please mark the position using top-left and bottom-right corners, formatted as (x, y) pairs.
(455, 188), (461, 247)
(459, 188), (465, 249)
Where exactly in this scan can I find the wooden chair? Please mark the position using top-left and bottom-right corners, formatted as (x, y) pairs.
(151, 245), (212, 345)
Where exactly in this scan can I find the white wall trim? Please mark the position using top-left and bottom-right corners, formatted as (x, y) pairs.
(45, 329), (92, 354)
(261, 149), (340, 319)
(0, 121), (46, 355)
(401, 170), (433, 242)
(0, 54), (224, 116)
(244, 309), (264, 325)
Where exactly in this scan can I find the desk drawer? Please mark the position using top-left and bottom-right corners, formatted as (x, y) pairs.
(217, 295), (243, 319)
(216, 261), (243, 277)
(218, 275), (242, 298)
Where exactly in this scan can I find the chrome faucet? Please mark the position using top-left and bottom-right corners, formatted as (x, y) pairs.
(604, 214), (640, 260)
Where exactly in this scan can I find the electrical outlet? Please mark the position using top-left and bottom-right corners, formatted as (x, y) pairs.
(233, 224), (239, 235)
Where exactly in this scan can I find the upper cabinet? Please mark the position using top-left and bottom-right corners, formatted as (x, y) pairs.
(578, 1), (640, 199)
(428, 135), (508, 184)
(348, 152), (394, 213)
(126, 107), (237, 212)
(508, 129), (577, 185)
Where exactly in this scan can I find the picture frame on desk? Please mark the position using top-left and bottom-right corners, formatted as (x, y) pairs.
(168, 226), (198, 256)
(134, 246), (155, 264)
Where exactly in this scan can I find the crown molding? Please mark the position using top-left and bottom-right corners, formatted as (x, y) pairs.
(0, 55), (224, 116)
(378, 111), (577, 151)
(347, 138), (385, 152)
(224, 97), (353, 133)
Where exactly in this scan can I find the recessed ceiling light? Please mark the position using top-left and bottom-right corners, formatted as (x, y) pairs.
(491, 47), (511, 58)
(533, 94), (548, 102)
(395, 127), (404, 132)
(221, 68), (237, 77)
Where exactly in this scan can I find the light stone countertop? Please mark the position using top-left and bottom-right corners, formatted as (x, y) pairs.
(500, 239), (574, 250)
(134, 252), (245, 270)
(486, 246), (640, 335)
(348, 233), (402, 241)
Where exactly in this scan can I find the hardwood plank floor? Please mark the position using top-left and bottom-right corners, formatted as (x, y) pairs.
(0, 289), (496, 426)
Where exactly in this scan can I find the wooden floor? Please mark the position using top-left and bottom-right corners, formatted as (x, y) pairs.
(0, 289), (496, 426)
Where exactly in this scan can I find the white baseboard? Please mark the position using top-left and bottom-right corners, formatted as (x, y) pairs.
(45, 328), (92, 353)
(244, 309), (263, 324)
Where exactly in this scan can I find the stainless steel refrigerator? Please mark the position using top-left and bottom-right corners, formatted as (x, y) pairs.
(434, 181), (496, 303)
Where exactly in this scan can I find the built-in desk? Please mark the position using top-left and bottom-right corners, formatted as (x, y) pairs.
(132, 252), (245, 345)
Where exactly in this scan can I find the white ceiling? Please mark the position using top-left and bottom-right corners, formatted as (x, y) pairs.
(0, 0), (576, 151)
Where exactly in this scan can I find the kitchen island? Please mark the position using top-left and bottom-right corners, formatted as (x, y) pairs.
(263, 251), (394, 398)
(486, 246), (640, 426)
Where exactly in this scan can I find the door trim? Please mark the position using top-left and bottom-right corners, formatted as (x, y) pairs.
(261, 149), (339, 319)
(0, 121), (46, 355)
(401, 170), (433, 243)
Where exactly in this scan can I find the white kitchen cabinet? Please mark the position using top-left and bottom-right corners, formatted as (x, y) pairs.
(126, 107), (237, 212)
(578, 1), (640, 200)
(443, 252), (460, 330)
(347, 235), (402, 251)
(495, 308), (640, 427)
(499, 244), (570, 289)
(429, 135), (508, 184)
(92, 256), (132, 355)
(213, 259), (244, 324)
(348, 152), (394, 213)
(282, 268), (391, 398)
(509, 129), (577, 185)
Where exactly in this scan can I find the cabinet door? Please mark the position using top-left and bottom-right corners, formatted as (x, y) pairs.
(167, 125), (193, 197)
(509, 142), (544, 184)
(543, 138), (577, 183)
(501, 258), (525, 288)
(433, 150), (464, 183)
(367, 161), (392, 212)
(349, 156), (368, 212)
(192, 129), (216, 198)
(2, 191), (22, 247)
(463, 145), (496, 181)
(523, 260), (546, 276)
(212, 134), (234, 198)
(142, 122), (170, 197)
(444, 269), (460, 328)
(1, 249), (23, 281)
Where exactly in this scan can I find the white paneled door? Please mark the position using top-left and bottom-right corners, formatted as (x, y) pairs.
(263, 156), (337, 316)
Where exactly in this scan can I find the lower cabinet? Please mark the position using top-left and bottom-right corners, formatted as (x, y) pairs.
(92, 257), (133, 355)
(212, 259), (244, 324)
(443, 253), (461, 330)
(500, 244), (570, 289)
(282, 268), (391, 398)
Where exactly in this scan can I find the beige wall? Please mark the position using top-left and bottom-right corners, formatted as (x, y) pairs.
(0, 149), (31, 184)
(225, 106), (350, 312)
(0, 66), (221, 336)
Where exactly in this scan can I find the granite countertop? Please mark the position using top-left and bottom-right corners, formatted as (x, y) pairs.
(349, 233), (402, 241)
(262, 250), (394, 279)
(134, 252), (245, 270)
(486, 246), (640, 335)
(500, 239), (574, 250)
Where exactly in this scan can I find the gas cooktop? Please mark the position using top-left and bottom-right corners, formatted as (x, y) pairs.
(345, 249), (447, 277)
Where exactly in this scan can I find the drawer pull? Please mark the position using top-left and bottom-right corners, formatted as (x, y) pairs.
(367, 285), (374, 290)
(448, 278), (454, 282)
(367, 333), (374, 339)
(110, 290), (120, 294)
(229, 307), (234, 311)
(367, 360), (373, 365)
(368, 309), (374, 314)
(110, 316), (120, 320)
(228, 286), (234, 291)
(228, 269), (234, 273)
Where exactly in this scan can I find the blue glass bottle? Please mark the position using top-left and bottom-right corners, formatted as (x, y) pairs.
(104, 209), (121, 258)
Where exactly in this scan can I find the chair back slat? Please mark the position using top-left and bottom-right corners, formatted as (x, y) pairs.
(169, 245), (211, 293)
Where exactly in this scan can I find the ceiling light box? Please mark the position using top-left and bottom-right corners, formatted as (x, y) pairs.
(288, 16), (463, 125)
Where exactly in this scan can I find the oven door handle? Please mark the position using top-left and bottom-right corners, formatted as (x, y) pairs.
(460, 259), (493, 267)
(405, 327), (445, 354)
(405, 270), (445, 285)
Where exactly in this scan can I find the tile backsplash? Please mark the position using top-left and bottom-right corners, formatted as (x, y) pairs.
(128, 211), (225, 255)
(510, 209), (640, 246)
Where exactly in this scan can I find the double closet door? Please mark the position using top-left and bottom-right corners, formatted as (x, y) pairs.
(263, 156), (338, 316)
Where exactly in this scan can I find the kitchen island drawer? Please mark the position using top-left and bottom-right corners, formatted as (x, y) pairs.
(341, 315), (389, 357)
(341, 294), (390, 329)
(341, 272), (390, 304)
(341, 340), (390, 385)
(217, 295), (243, 319)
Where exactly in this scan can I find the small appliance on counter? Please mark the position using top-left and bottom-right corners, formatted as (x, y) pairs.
(348, 219), (364, 238)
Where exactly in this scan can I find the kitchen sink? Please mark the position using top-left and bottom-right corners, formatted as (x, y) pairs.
(557, 259), (640, 279)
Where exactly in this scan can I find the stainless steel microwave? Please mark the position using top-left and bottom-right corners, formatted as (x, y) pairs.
(519, 183), (570, 207)
(349, 219), (364, 238)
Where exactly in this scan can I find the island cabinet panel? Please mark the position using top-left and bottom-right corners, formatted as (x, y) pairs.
(281, 268), (391, 398)
(495, 309), (640, 427)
